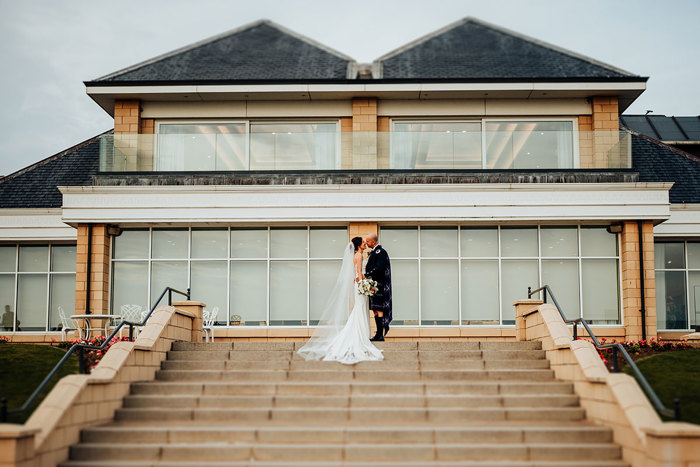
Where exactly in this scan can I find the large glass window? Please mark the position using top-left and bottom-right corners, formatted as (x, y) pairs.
(0, 244), (76, 333)
(485, 121), (574, 169)
(112, 227), (347, 327)
(157, 123), (247, 171)
(391, 119), (576, 170)
(392, 122), (482, 169)
(381, 225), (620, 326)
(155, 122), (339, 171)
(250, 123), (338, 170)
(655, 241), (700, 330)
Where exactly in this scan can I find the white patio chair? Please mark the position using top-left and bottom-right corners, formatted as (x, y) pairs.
(119, 304), (144, 339)
(58, 306), (82, 341)
(202, 307), (219, 343)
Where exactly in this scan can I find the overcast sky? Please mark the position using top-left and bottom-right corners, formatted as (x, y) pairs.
(0, 0), (698, 176)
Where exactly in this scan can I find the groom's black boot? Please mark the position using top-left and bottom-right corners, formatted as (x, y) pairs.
(370, 316), (384, 341)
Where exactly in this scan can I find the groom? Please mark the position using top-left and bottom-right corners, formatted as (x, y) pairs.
(364, 233), (392, 342)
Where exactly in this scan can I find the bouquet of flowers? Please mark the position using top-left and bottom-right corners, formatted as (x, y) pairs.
(357, 278), (378, 296)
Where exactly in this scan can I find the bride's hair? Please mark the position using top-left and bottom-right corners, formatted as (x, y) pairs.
(351, 236), (363, 252)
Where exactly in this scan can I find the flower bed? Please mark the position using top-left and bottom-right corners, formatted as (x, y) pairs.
(579, 337), (695, 371)
(52, 336), (132, 372)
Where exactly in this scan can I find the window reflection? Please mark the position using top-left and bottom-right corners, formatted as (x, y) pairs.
(485, 121), (574, 169)
(392, 122), (482, 169)
(250, 123), (338, 170)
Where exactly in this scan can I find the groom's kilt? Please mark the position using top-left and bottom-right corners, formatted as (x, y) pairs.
(369, 281), (392, 314)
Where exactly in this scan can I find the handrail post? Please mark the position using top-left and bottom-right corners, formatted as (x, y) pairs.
(78, 347), (86, 374)
(573, 322), (578, 340)
(129, 324), (134, 342)
(674, 398), (681, 421)
(612, 346), (619, 373)
(527, 286), (532, 297)
(187, 287), (191, 300)
(1, 397), (7, 423)
(168, 289), (172, 306)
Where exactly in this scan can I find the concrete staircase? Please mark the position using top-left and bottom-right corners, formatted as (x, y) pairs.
(60, 341), (627, 466)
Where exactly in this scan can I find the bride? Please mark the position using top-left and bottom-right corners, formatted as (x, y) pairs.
(297, 237), (383, 364)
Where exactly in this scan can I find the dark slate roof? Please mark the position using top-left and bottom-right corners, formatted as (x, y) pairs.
(630, 130), (700, 204)
(90, 20), (353, 84)
(0, 132), (105, 208)
(377, 18), (639, 80)
(621, 115), (700, 142)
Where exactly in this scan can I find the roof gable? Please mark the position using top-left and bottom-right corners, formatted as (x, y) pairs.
(376, 17), (637, 80)
(94, 20), (354, 83)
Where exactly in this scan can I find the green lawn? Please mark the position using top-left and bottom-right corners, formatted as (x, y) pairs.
(0, 344), (79, 424)
(623, 349), (700, 425)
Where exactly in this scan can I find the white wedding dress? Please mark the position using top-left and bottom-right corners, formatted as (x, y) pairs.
(297, 243), (383, 365)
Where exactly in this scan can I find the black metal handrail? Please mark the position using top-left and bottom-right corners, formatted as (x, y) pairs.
(527, 285), (679, 421)
(0, 286), (190, 423)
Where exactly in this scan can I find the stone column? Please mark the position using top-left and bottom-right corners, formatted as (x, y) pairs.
(113, 100), (141, 171)
(75, 224), (112, 337)
(352, 98), (378, 169)
(620, 221), (657, 341)
(172, 301), (206, 342)
(349, 222), (379, 242)
(579, 96), (621, 169)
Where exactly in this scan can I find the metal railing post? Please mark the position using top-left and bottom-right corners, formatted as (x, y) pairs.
(78, 347), (86, 374)
(1, 397), (7, 423)
(129, 324), (134, 342)
(573, 323), (578, 340)
(674, 399), (681, 421)
(611, 346), (619, 372)
(187, 287), (191, 300)
(168, 289), (172, 306)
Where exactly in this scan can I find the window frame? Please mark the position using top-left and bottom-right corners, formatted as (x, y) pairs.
(0, 243), (77, 333)
(654, 240), (700, 331)
(378, 224), (622, 328)
(389, 117), (580, 170)
(154, 119), (342, 171)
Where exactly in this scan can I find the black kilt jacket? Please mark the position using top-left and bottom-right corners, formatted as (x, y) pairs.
(365, 245), (392, 330)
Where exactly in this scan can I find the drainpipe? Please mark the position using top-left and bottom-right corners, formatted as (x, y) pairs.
(638, 220), (646, 340)
(85, 224), (92, 315)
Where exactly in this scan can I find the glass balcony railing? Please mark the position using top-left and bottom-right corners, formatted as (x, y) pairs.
(98, 130), (632, 172)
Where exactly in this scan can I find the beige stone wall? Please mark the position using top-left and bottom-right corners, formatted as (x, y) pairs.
(0, 305), (198, 467)
(515, 301), (700, 467)
(621, 221), (657, 341)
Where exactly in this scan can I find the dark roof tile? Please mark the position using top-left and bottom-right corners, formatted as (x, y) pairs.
(0, 133), (104, 208)
(377, 18), (637, 80)
(93, 21), (353, 83)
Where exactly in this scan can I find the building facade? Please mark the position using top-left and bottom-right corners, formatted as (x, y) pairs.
(1, 18), (699, 343)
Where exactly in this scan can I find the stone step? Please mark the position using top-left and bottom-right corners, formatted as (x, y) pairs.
(130, 381), (575, 396)
(166, 349), (547, 362)
(154, 368), (556, 382)
(81, 425), (613, 445)
(160, 359), (551, 371)
(122, 394), (580, 409)
(113, 407), (586, 424)
(60, 461), (628, 467)
(171, 341), (542, 352)
(68, 442), (619, 462)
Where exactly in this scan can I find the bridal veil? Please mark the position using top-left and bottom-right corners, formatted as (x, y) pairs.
(297, 243), (356, 360)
